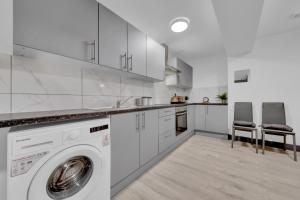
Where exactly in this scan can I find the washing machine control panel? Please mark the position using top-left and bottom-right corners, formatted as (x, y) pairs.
(11, 151), (49, 177)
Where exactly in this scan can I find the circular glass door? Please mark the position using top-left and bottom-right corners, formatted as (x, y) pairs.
(28, 146), (104, 200)
(47, 156), (93, 199)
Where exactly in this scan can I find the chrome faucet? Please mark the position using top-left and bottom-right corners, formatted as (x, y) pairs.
(115, 96), (134, 108)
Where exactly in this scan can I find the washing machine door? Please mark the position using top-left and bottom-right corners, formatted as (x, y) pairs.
(28, 145), (105, 200)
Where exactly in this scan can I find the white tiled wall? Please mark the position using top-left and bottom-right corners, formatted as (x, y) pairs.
(0, 54), (11, 94)
(189, 85), (228, 103)
(0, 47), (227, 113)
(0, 54), (11, 113)
(0, 47), (196, 113)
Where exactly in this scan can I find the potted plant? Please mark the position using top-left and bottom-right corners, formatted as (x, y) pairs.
(216, 92), (228, 104)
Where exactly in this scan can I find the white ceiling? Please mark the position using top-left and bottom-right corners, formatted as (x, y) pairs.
(257, 0), (300, 37)
(97, 0), (300, 65)
(97, 0), (225, 67)
(212, 0), (264, 57)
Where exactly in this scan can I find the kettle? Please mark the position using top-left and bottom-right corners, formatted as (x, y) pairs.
(203, 97), (210, 103)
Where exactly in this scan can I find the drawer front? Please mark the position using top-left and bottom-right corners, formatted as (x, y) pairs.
(159, 115), (175, 134)
(159, 108), (175, 118)
(159, 129), (176, 153)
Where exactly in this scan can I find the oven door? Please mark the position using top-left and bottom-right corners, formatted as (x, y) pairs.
(176, 111), (187, 136)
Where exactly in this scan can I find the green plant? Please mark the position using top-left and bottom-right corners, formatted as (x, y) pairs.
(216, 92), (228, 103)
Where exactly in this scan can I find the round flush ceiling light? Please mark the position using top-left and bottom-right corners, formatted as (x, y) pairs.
(170, 17), (190, 33)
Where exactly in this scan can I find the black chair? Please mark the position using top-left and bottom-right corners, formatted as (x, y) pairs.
(232, 102), (258, 153)
(261, 102), (297, 161)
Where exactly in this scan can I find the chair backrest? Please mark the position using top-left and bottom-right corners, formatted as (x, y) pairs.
(234, 102), (253, 122)
(262, 102), (286, 125)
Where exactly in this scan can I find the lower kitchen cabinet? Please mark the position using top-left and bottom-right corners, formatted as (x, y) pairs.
(195, 105), (228, 134)
(206, 105), (228, 133)
(110, 112), (140, 186)
(159, 114), (176, 153)
(195, 105), (206, 130)
(139, 110), (159, 166)
(187, 105), (195, 133)
(111, 107), (194, 195)
(111, 110), (159, 186)
(159, 129), (176, 153)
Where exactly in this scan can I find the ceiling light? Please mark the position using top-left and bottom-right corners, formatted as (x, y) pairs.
(170, 17), (190, 33)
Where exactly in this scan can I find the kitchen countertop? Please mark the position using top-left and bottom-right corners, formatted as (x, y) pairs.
(0, 103), (227, 128)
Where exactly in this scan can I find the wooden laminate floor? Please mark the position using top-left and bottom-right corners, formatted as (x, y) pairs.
(113, 134), (300, 200)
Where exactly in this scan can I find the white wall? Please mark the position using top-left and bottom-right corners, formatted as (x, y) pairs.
(190, 53), (228, 102)
(0, 0), (13, 55)
(228, 28), (300, 145)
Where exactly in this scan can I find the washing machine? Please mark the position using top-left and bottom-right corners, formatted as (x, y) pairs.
(6, 118), (110, 200)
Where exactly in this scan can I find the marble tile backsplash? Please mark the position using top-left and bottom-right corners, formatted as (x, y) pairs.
(0, 47), (194, 113)
(0, 54), (11, 94)
(0, 47), (227, 113)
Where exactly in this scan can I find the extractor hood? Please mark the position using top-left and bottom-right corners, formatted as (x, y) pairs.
(162, 44), (181, 75)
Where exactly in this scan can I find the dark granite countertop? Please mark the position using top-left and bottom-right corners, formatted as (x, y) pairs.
(0, 103), (227, 128)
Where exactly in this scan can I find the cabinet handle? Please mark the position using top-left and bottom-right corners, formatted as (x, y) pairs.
(142, 112), (145, 130)
(120, 53), (127, 70)
(127, 55), (133, 71)
(86, 40), (96, 62)
(136, 113), (140, 131)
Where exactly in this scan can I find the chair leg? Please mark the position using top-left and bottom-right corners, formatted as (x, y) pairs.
(251, 131), (253, 144)
(262, 131), (265, 155)
(283, 135), (286, 151)
(293, 134), (297, 162)
(255, 130), (258, 154)
(231, 128), (235, 148)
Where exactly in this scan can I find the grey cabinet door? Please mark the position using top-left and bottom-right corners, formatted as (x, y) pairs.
(195, 105), (206, 131)
(187, 105), (195, 132)
(158, 115), (176, 153)
(139, 110), (159, 166)
(14, 0), (98, 63)
(146, 37), (165, 81)
(177, 59), (193, 88)
(110, 112), (140, 186)
(205, 106), (228, 134)
(128, 24), (147, 76)
(99, 4), (128, 70)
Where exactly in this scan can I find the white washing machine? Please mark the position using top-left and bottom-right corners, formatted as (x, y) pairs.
(6, 118), (110, 200)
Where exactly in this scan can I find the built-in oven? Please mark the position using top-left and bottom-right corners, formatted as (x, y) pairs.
(175, 106), (187, 136)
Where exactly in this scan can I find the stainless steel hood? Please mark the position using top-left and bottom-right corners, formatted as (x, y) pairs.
(162, 44), (181, 75)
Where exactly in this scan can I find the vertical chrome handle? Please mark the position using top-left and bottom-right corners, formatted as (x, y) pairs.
(206, 105), (208, 114)
(120, 53), (127, 70)
(86, 40), (96, 62)
(92, 40), (96, 61)
(127, 55), (133, 71)
(142, 112), (145, 130)
(137, 113), (139, 131)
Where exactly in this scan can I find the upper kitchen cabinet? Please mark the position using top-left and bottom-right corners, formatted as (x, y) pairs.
(127, 24), (147, 76)
(99, 6), (147, 77)
(177, 59), (193, 88)
(14, 0), (98, 63)
(166, 58), (193, 88)
(0, 0), (13, 55)
(146, 37), (165, 81)
(99, 4), (127, 70)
